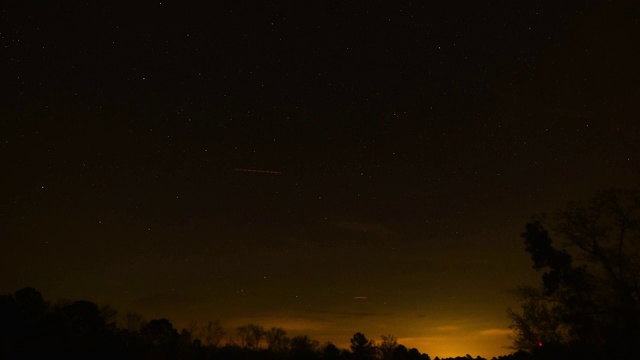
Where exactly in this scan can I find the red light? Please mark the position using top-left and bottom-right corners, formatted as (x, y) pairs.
(538, 342), (543, 347)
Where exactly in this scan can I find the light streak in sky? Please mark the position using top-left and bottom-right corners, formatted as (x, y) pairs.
(235, 168), (283, 175)
(353, 296), (367, 300)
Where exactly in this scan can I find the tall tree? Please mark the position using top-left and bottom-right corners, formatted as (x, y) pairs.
(350, 332), (376, 360)
(510, 187), (640, 358)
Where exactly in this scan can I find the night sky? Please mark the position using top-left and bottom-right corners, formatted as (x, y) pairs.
(2, 1), (640, 358)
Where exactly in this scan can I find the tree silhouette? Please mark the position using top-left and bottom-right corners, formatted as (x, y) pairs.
(407, 347), (430, 360)
(1, 286), (445, 359)
(0, 289), (32, 353)
(236, 323), (264, 350)
(14, 287), (46, 320)
(125, 311), (145, 333)
(350, 332), (376, 360)
(507, 286), (566, 352)
(140, 318), (179, 348)
(200, 320), (226, 347)
(511, 187), (640, 358)
(290, 334), (320, 359)
(322, 342), (342, 360)
(99, 304), (118, 328)
(379, 334), (399, 360)
(63, 301), (104, 332)
(265, 326), (289, 352)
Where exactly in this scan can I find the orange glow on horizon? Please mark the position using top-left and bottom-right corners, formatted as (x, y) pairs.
(170, 314), (515, 359)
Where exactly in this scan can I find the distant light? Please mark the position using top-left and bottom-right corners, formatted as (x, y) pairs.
(354, 296), (367, 300)
(538, 342), (543, 347)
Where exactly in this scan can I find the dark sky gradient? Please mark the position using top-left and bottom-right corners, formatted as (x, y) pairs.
(2, 1), (640, 357)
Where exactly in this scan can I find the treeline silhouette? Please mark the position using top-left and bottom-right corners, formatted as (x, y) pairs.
(1, 287), (523, 360)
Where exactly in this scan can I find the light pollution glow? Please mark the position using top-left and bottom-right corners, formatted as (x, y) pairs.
(164, 314), (515, 358)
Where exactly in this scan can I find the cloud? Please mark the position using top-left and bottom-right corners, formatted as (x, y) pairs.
(478, 328), (513, 336)
(304, 308), (385, 319)
(226, 315), (330, 332)
(433, 325), (460, 332)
